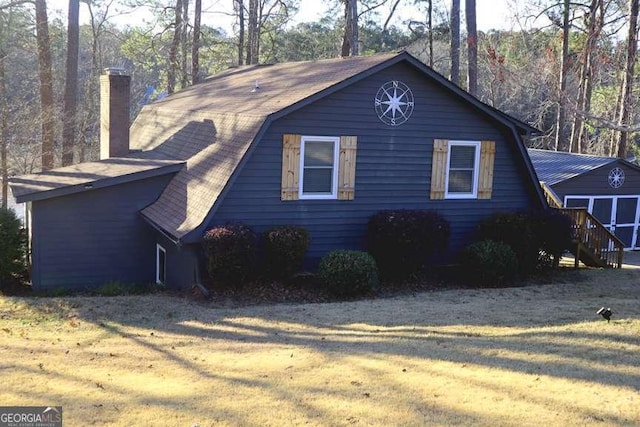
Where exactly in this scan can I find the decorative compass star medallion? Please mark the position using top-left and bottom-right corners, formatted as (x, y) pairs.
(374, 80), (414, 126)
(608, 167), (625, 188)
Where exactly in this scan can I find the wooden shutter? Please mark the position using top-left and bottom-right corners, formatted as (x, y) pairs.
(338, 136), (357, 200)
(430, 139), (448, 200)
(281, 134), (301, 201)
(478, 140), (496, 199)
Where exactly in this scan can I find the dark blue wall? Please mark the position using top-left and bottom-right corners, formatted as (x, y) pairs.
(31, 174), (175, 291)
(552, 161), (640, 200)
(155, 233), (201, 290)
(210, 62), (539, 264)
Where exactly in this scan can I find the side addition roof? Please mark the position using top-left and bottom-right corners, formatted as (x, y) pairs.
(10, 157), (184, 203)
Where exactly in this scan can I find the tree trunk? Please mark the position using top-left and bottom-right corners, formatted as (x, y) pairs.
(180, 0), (189, 88)
(62, 0), (79, 166)
(450, 0), (460, 84)
(246, 0), (258, 64)
(571, 0), (603, 154)
(167, 0), (183, 94)
(465, 0), (477, 95)
(35, 0), (55, 170)
(235, 0), (244, 65)
(192, 0), (201, 84)
(616, 0), (639, 158)
(554, 0), (571, 151)
(428, 0), (433, 67)
(0, 48), (7, 208)
(341, 0), (358, 57)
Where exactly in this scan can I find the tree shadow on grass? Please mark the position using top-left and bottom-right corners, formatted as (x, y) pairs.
(5, 275), (640, 424)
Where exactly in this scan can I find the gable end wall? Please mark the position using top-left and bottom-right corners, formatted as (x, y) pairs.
(210, 62), (539, 263)
(551, 161), (640, 200)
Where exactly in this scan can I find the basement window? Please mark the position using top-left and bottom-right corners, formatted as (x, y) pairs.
(156, 244), (166, 285)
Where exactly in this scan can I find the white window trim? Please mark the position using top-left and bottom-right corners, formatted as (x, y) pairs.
(156, 244), (166, 285)
(445, 140), (481, 199)
(299, 135), (340, 200)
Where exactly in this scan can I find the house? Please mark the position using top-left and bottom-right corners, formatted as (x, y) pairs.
(10, 51), (546, 291)
(529, 148), (640, 250)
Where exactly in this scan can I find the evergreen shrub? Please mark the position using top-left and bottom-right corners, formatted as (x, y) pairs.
(317, 250), (379, 297)
(367, 209), (450, 280)
(0, 208), (26, 291)
(534, 210), (574, 268)
(262, 225), (311, 281)
(476, 212), (539, 274)
(202, 223), (257, 289)
(461, 239), (519, 286)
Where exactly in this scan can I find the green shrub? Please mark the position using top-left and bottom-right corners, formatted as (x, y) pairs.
(477, 210), (574, 273)
(261, 225), (311, 281)
(367, 209), (450, 280)
(461, 240), (519, 286)
(0, 208), (26, 290)
(476, 212), (539, 274)
(317, 250), (379, 297)
(533, 210), (574, 268)
(202, 223), (257, 289)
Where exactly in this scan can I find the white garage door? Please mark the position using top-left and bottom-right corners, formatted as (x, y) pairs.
(565, 196), (640, 249)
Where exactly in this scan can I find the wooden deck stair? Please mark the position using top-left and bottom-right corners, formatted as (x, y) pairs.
(540, 181), (624, 269)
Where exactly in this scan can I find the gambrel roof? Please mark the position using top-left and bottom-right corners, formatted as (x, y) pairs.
(133, 51), (543, 242)
(11, 51), (545, 243)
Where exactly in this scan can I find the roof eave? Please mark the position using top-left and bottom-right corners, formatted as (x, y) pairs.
(11, 162), (185, 204)
(507, 127), (548, 209)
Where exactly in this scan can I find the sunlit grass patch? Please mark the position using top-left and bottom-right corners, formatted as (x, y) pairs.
(0, 270), (638, 426)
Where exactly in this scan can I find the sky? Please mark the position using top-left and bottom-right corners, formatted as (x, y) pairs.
(44, 0), (543, 34)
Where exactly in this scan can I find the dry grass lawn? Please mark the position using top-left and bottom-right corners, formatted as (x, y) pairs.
(1, 268), (639, 426)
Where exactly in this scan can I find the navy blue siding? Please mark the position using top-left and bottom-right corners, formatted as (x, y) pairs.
(155, 234), (201, 289)
(31, 174), (175, 291)
(552, 161), (640, 200)
(211, 62), (539, 263)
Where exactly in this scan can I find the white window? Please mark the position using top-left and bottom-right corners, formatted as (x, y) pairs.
(299, 136), (340, 199)
(156, 244), (166, 285)
(445, 141), (481, 199)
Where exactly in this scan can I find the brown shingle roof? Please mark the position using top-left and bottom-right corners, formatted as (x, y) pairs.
(10, 157), (183, 203)
(149, 53), (399, 117)
(135, 53), (402, 240)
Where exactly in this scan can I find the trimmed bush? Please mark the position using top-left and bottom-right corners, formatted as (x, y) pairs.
(317, 250), (379, 297)
(0, 208), (26, 291)
(534, 210), (574, 268)
(477, 210), (574, 273)
(367, 209), (450, 280)
(202, 223), (257, 289)
(261, 225), (311, 281)
(461, 240), (519, 286)
(476, 212), (539, 274)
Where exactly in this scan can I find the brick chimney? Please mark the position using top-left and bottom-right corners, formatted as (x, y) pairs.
(100, 68), (130, 159)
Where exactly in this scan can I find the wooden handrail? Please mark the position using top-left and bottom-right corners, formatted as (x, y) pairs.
(540, 181), (563, 208)
(556, 207), (624, 268)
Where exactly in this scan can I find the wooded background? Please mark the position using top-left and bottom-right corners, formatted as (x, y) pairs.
(0, 0), (638, 208)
